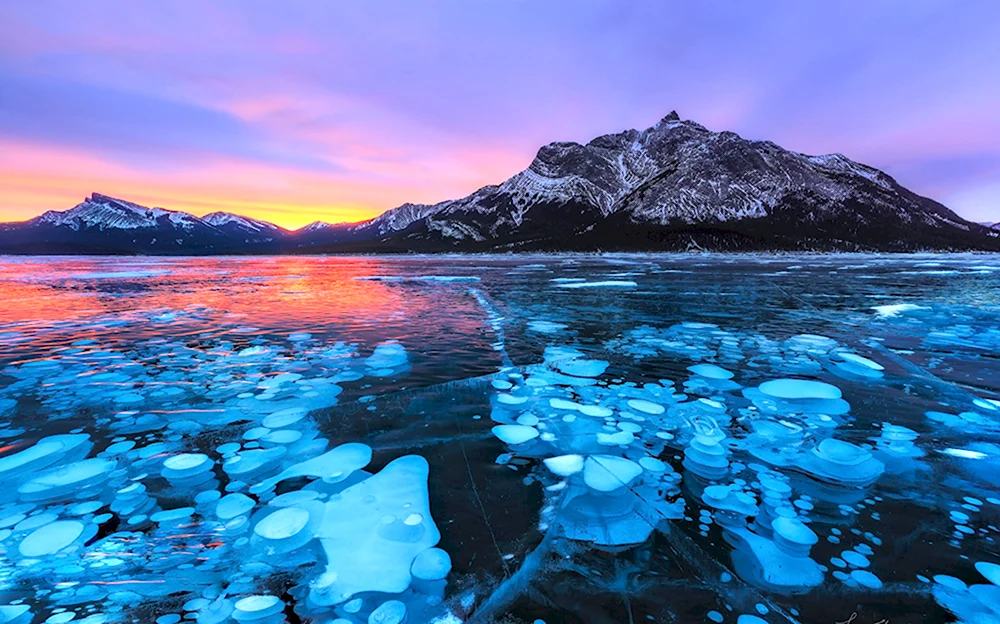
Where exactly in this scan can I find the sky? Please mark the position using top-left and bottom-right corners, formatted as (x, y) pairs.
(1, 1), (998, 230)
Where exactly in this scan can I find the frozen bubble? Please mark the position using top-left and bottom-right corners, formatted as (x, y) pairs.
(527, 320), (568, 333)
(976, 561), (1000, 586)
(162, 453), (212, 477)
(343, 599), (363, 614)
(841, 550), (870, 568)
(934, 575), (967, 590)
(0, 434), (91, 479)
(150, 508), (194, 523)
(411, 547), (452, 581)
(759, 379), (842, 400)
(772, 517), (818, 553)
(254, 507), (311, 541)
(262, 430), (302, 445)
(737, 616), (768, 624)
(403, 513), (423, 526)
(638, 457), (666, 472)
(365, 342), (408, 369)
(216, 443), (241, 455)
(217, 493), (256, 520)
(836, 352), (884, 371)
(851, 570), (883, 589)
(233, 595), (282, 619)
(688, 364), (734, 380)
(940, 448), (988, 460)
(310, 456), (441, 604)
(583, 455), (642, 492)
(19, 520), (85, 557)
(707, 611), (724, 623)
(252, 442), (371, 492)
(492, 425), (539, 445)
(368, 600), (406, 624)
(262, 407), (308, 429)
(597, 430), (634, 445)
(627, 399), (664, 415)
(543, 454), (584, 477)
(554, 359), (609, 378)
(549, 398), (581, 411)
(19, 458), (116, 500)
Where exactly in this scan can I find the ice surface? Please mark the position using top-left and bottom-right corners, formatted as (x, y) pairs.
(3, 254), (1000, 623)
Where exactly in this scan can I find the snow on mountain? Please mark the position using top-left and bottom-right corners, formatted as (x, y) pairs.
(35, 193), (196, 231)
(202, 211), (282, 234)
(300, 221), (334, 233)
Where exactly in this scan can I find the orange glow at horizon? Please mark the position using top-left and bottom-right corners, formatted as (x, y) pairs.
(0, 139), (530, 230)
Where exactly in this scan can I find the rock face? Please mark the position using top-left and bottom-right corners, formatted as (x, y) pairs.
(2, 112), (998, 253)
(329, 111), (997, 252)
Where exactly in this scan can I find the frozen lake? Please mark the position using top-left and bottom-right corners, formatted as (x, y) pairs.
(1, 253), (999, 624)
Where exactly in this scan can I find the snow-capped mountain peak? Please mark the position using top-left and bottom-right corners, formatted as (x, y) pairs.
(300, 221), (333, 233)
(202, 211), (281, 234)
(36, 193), (192, 231)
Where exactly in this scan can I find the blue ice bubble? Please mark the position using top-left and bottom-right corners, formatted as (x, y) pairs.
(836, 352), (884, 371)
(411, 547), (452, 581)
(627, 399), (664, 415)
(841, 550), (870, 568)
(852, 570), (883, 589)
(19, 520), (86, 557)
(934, 575), (967, 590)
(492, 425), (539, 445)
(151, 508), (194, 523)
(233, 595), (283, 620)
(262, 407), (308, 429)
(365, 342), (408, 369)
(555, 359), (609, 378)
(975, 561), (1000, 586)
(583, 455), (642, 492)
(543, 455), (584, 477)
(688, 364), (734, 380)
(707, 611), (724, 623)
(758, 379), (842, 400)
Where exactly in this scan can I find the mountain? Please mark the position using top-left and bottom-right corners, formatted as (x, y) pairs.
(301, 221), (335, 233)
(0, 193), (298, 254)
(300, 111), (996, 252)
(979, 221), (1000, 231)
(201, 211), (287, 243)
(2, 113), (998, 254)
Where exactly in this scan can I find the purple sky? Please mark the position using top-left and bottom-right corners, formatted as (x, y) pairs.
(1, 0), (998, 228)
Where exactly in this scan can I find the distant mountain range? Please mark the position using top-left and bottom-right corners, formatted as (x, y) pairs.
(2, 112), (998, 254)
